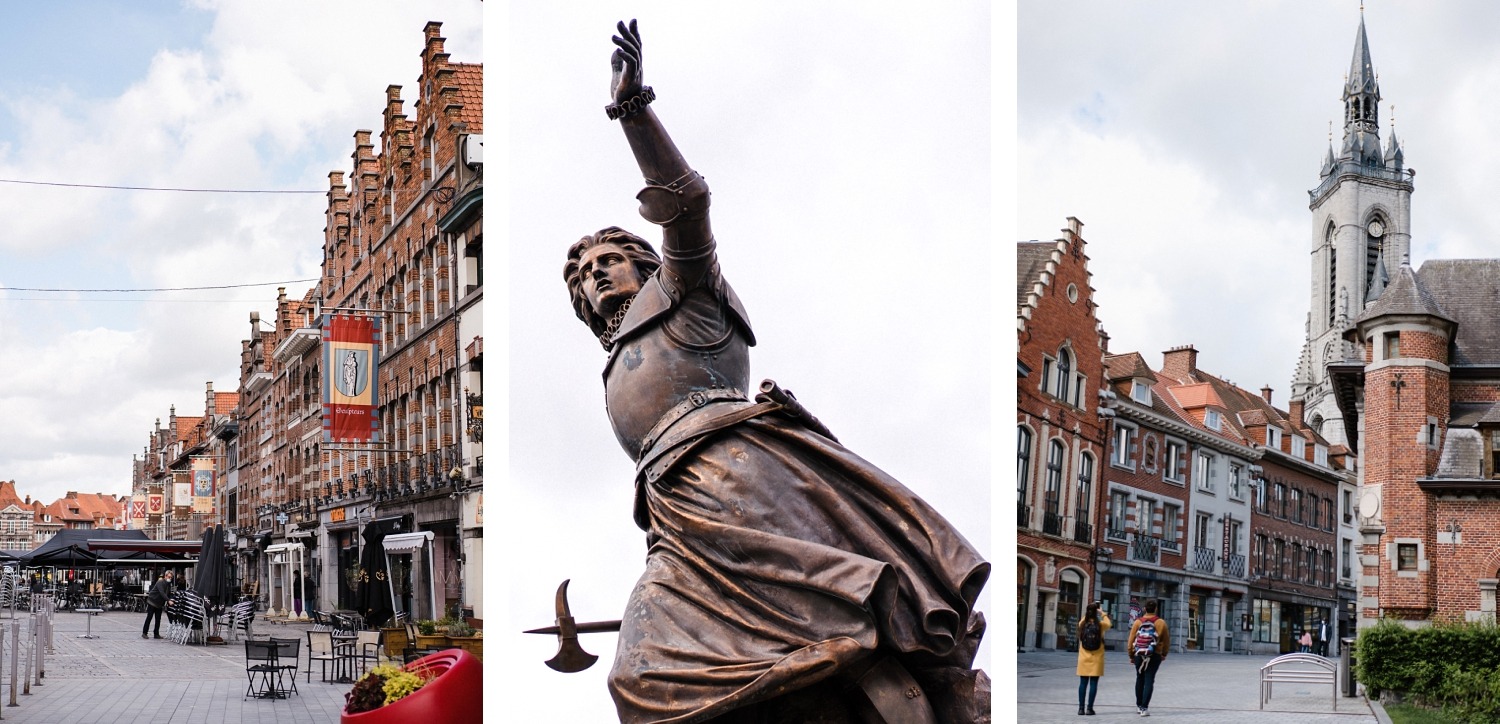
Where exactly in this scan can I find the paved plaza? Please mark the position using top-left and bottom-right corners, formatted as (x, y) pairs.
(0, 608), (352, 723)
(1015, 648), (1390, 723)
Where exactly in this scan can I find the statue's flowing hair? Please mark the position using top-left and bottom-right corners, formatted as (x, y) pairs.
(564, 226), (662, 339)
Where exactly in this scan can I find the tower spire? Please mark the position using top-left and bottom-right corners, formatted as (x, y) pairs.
(1341, 13), (1383, 166)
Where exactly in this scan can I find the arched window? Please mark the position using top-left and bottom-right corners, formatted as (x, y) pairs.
(1365, 215), (1385, 296)
(1326, 223), (1337, 326)
(1055, 348), (1073, 402)
(1074, 453), (1094, 542)
(1044, 440), (1065, 535)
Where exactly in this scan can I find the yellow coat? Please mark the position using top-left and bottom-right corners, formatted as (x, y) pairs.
(1075, 612), (1111, 676)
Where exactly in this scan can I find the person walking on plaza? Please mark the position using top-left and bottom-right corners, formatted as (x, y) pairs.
(1127, 599), (1169, 717)
(142, 571), (173, 639)
(1076, 602), (1111, 716)
(1300, 630), (1313, 653)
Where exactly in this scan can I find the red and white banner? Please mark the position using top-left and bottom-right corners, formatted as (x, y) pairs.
(131, 495), (147, 528)
(147, 493), (164, 516)
(322, 313), (382, 442)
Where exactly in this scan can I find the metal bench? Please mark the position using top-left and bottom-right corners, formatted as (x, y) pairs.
(1260, 652), (1337, 710)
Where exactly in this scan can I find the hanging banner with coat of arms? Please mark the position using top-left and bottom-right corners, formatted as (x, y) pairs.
(147, 493), (164, 516)
(131, 494), (147, 529)
(322, 313), (382, 442)
(172, 472), (192, 508)
(191, 456), (215, 514)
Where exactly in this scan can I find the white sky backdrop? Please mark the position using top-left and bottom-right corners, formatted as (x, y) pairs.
(500, 2), (993, 719)
(0, 1), (480, 507)
(1018, 0), (1500, 397)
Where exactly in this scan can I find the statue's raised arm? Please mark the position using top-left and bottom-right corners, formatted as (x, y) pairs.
(606, 20), (713, 284)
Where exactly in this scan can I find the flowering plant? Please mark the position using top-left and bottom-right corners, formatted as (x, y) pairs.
(343, 663), (433, 714)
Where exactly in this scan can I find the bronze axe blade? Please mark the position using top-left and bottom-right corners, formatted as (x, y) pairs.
(522, 579), (622, 673)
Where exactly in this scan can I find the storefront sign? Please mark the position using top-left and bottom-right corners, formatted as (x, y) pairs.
(329, 507), (346, 523)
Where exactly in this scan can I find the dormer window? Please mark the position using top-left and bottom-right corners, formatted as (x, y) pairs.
(1131, 380), (1152, 405)
(1291, 435), (1307, 458)
(1267, 427), (1283, 449)
(1205, 409), (1222, 431)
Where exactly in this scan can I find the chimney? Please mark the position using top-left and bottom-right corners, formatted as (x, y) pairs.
(1289, 398), (1305, 427)
(1162, 345), (1199, 379)
(1261, 386), (1274, 404)
(206, 381), (215, 416)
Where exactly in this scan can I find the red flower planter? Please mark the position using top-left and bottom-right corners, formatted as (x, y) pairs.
(341, 649), (483, 724)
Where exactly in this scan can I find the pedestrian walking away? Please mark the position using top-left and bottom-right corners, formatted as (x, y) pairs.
(142, 570), (174, 639)
(1076, 601), (1111, 716)
(1127, 599), (1170, 717)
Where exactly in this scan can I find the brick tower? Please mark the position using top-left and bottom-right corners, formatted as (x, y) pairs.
(1347, 261), (1455, 623)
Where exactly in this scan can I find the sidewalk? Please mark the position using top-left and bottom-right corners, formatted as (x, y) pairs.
(1016, 648), (1387, 723)
(0, 608), (354, 723)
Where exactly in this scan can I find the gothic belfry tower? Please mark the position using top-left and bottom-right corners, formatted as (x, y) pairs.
(1292, 12), (1413, 447)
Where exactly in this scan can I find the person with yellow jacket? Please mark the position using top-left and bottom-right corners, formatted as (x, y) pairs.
(1126, 599), (1170, 717)
(1075, 602), (1110, 716)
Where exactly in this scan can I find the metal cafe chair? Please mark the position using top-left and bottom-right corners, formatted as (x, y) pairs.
(306, 630), (337, 683)
(243, 639), (283, 700)
(271, 637), (301, 697)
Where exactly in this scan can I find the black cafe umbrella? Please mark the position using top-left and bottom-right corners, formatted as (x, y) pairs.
(355, 517), (401, 628)
(191, 524), (228, 609)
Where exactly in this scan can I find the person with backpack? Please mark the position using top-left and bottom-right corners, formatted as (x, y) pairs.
(1126, 598), (1170, 717)
(1075, 601), (1111, 715)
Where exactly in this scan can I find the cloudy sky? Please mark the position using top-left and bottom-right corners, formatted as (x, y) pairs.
(1018, 0), (1500, 400)
(0, 1), (479, 507)
(502, 2), (993, 719)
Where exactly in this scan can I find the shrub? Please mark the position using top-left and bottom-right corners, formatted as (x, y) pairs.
(1356, 618), (1500, 721)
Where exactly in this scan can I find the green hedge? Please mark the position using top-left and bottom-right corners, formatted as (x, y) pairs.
(1356, 619), (1500, 722)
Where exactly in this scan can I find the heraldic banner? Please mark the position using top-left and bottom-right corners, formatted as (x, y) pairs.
(322, 313), (382, 442)
(191, 456), (215, 514)
(131, 494), (147, 529)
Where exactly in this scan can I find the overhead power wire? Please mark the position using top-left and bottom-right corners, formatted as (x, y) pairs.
(3, 278), (319, 293)
(0, 178), (324, 194)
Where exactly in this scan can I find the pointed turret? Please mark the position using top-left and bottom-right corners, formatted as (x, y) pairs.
(1385, 127), (1404, 171)
(1364, 252), (1388, 305)
(1340, 15), (1384, 167)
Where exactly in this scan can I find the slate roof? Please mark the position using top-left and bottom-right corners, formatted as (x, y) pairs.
(1016, 241), (1055, 311)
(1356, 262), (1453, 325)
(1104, 352), (1158, 382)
(1416, 259), (1500, 366)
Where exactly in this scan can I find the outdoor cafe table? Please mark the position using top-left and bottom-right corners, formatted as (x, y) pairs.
(331, 633), (359, 684)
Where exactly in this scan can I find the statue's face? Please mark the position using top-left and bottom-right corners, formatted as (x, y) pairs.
(578, 243), (642, 316)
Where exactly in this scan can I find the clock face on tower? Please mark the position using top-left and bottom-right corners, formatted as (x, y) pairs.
(1368, 219), (1385, 238)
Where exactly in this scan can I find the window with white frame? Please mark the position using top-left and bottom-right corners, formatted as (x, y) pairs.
(1229, 463), (1244, 498)
(1291, 434), (1307, 458)
(1161, 502), (1180, 550)
(1290, 488), (1303, 523)
(1205, 409), (1222, 431)
(1194, 451), (1217, 492)
(1054, 348), (1074, 403)
(1227, 519), (1242, 555)
(1107, 490), (1129, 538)
(1343, 490), (1354, 524)
(1044, 440), (1064, 520)
(1341, 538), (1353, 578)
(1111, 424), (1135, 469)
(1075, 453), (1094, 538)
(1131, 380), (1152, 405)
(1314, 444), (1328, 467)
(1164, 440), (1186, 482)
(1194, 513), (1211, 550)
(1138, 498), (1156, 537)
(1017, 426), (1032, 511)
(1267, 426), (1283, 449)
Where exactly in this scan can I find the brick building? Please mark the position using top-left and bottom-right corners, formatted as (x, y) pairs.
(1098, 347), (1256, 654)
(0, 482), (34, 552)
(1292, 14), (1500, 629)
(1329, 260), (1500, 626)
(1016, 217), (1110, 650)
(308, 20), (483, 622)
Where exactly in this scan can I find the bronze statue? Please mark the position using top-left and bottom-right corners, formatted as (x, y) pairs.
(561, 20), (990, 723)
